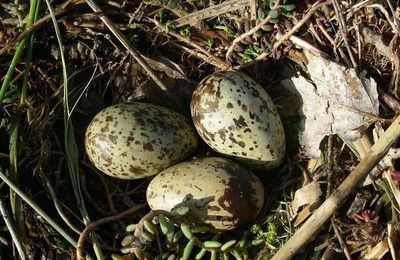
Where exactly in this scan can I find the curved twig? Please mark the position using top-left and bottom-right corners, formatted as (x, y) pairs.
(76, 203), (147, 260)
(225, 0), (281, 61)
(236, 1), (331, 70)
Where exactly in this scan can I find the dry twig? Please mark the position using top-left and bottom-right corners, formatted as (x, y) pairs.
(0, 0), (82, 56)
(331, 0), (358, 69)
(271, 114), (400, 259)
(316, 19), (352, 67)
(173, 0), (249, 28)
(152, 19), (231, 70)
(225, 0), (281, 60)
(360, 26), (400, 97)
(331, 218), (352, 260)
(84, 0), (169, 92)
(237, 1), (331, 69)
(76, 203), (147, 260)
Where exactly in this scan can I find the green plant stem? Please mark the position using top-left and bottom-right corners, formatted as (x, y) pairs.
(0, 0), (38, 106)
(8, 113), (27, 251)
(0, 168), (78, 247)
(7, 0), (42, 255)
(21, 0), (41, 104)
(0, 199), (26, 260)
(45, 0), (104, 258)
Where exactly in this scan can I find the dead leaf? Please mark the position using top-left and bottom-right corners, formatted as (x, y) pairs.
(388, 223), (400, 260)
(363, 239), (389, 259)
(291, 181), (322, 214)
(293, 206), (312, 227)
(280, 54), (378, 158)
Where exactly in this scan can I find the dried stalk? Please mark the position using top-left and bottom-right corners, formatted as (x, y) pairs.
(152, 20), (231, 70)
(173, 0), (249, 28)
(259, 1), (330, 60)
(271, 114), (400, 259)
(332, 0), (358, 69)
(84, 0), (169, 92)
(331, 219), (351, 260)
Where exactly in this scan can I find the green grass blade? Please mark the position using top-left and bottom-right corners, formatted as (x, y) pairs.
(0, 0), (39, 106)
(45, 0), (104, 258)
(0, 168), (78, 247)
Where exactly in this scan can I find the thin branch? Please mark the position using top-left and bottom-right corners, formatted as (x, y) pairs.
(173, 0), (249, 28)
(237, 1), (331, 69)
(265, 1), (330, 57)
(331, 218), (351, 260)
(331, 0), (358, 69)
(225, 0), (281, 60)
(76, 203), (147, 260)
(151, 19), (231, 70)
(271, 114), (400, 259)
(84, 0), (169, 92)
(316, 19), (352, 67)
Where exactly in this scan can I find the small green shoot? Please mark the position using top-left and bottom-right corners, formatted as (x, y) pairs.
(204, 38), (214, 50)
(179, 27), (192, 39)
(215, 24), (237, 37)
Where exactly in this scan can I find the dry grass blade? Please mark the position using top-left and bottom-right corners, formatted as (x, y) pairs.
(271, 114), (400, 259)
(0, 168), (78, 247)
(173, 0), (249, 28)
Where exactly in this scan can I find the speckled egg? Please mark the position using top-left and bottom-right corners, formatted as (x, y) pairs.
(85, 103), (198, 179)
(146, 157), (264, 230)
(191, 71), (285, 169)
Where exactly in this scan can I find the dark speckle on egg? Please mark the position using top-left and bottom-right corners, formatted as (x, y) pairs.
(146, 157), (264, 230)
(190, 71), (285, 170)
(85, 102), (198, 179)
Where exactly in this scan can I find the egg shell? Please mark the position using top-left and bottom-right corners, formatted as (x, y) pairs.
(191, 71), (285, 169)
(146, 157), (264, 230)
(85, 103), (198, 179)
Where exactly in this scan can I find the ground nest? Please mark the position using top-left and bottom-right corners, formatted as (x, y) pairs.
(1, 0), (400, 259)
